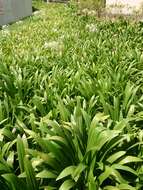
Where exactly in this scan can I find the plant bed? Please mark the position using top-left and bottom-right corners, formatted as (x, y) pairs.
(0, 2), (143, 190)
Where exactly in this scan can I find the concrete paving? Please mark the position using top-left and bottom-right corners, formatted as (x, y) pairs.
(106, 0), (143, 15)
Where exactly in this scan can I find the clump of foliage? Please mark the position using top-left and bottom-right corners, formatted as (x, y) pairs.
(0, 1), (143, 190)
(78, 0), (105, 8)
(77, 0), (106, 15)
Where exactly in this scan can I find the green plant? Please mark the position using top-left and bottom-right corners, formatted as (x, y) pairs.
(23, 109), (142, 189)
(0, 1), (143, 189)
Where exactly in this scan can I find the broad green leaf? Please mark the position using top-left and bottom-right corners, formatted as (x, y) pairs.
(112, 164), (138, 176)
(114, 120), (129, 131)
(17, 135), (25, 173)
(88, 181), (98, 190)
(99, 166), (113, 185)
(2, 140), (17, 158)
(119, 156), (142, 165)
(56, 166), (76, 181)
(2, 128), (15, 140)
(36, 138), (65, 160)
(109, 169), (128, 184)
(43, 186), (56, 190)
(0, 118), (8, 126)
(36, 170), (57, 179)
(59, 179), (75, 190)
(104, 186), (119, 190)
(24, 156), (38, 190)
(18, 172), (26, 178)
(7, 151), (14, 168)
(0, 162), (11, 173)
(0, 176), (11, 190)
(24, 129), (37, 138)
(48, 136), (69, 147)
(58, 98), (69, 121)
(2, 173), (26, 190)
(118, 184), (136, 190)
(100, 136), (127, 162)
(72, 163), (87, 182)
(106, 151), (126, 164)
(32, 96), (46, 116)
(113, 96), (120, 121)
(28, 149), (60, 170)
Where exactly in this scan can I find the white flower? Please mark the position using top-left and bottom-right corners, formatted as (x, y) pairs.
(1, 29), (10, 36)
(44, 41), (63, 52)
(140, 53), (143, 62)
(52, 28), (58, 33)
(1, 25), (10, 36)
(15, 20), (23, 25)
(86, 23), (97, 33)
(88, 10), (97, 16)
(33, 11), (41, 15)
(2, 25), (8, 29)
(60, 35), (65, 40)
(0, 133), (3, 141)
(82, 8), (89, 14)
(44, 41), (59, 49)
(12, 127), (16, 134)
(0, 48), (2, 55)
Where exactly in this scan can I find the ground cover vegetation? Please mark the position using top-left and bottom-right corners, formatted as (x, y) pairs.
(78, 0), (105, 15)
(0, 1), (143, 189)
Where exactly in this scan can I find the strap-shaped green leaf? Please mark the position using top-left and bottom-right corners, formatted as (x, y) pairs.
(119, 156), (143, 165)
(57, 165), (76, 181)
(106, 151), (126, 164)
(24, 156), (38, 190)
(17, 135), (25, 173)
(59, 179), (75, 190)
(36, 170), (57, 179)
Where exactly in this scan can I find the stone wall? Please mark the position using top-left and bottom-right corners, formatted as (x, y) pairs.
(0, 0), (32, 26)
